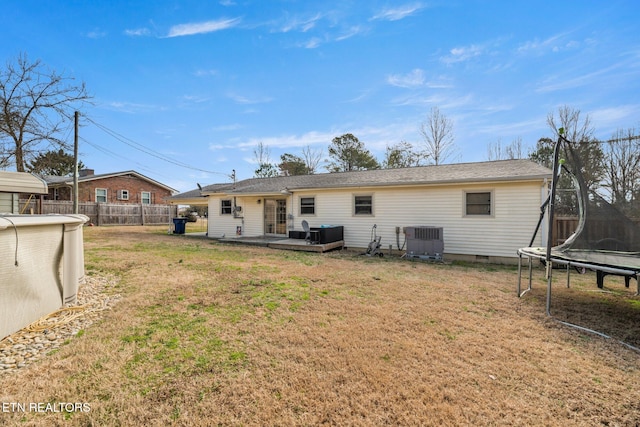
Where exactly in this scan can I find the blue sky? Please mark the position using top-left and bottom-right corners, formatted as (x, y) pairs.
(3, 0), (639, 192)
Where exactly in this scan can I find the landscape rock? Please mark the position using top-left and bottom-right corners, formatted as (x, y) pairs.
(0, 274), (121, 374)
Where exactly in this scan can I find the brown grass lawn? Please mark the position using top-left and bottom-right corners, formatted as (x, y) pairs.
(1, 225), (640, 426)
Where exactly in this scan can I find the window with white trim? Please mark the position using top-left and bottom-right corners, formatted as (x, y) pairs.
(354, 195), (373, 215)
(300, 197), (315, 215)
(221, 199), (232, 215)
(117, 189), (129, 200)
(96, 188), (107, 203)
(141, 191), (151, 205)
(465, 191), (492, 216)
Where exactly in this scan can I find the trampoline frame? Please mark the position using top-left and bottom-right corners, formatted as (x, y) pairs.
(517, 247), (640, 315)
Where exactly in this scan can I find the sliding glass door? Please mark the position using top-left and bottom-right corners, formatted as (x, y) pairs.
(264, 198), (287, 235)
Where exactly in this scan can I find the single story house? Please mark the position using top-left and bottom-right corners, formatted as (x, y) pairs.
(0, 171), (48, 213)
(171, 159), (553, 263)
(44, 169), (177, 205)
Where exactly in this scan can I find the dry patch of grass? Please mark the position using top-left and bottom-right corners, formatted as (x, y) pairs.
(1, 225), (640, 426)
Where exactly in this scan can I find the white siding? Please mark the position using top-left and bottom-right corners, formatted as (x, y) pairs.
(293, 181), (548, 258)
(208, 198), (239, 238)
(242, 197), (267, 236)
(208, 180), (547, 259)
(0, 193), (18, 213)
(207, 196), (291, 237)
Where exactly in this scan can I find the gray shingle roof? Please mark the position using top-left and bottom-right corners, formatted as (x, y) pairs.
(42, 170), (177, 193)
(178, 159), (552, 197)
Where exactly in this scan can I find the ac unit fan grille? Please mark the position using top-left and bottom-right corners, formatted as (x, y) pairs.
(414, 227), (441, 241)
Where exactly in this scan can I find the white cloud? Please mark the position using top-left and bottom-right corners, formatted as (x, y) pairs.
(426, 75), (455, 89)
(238, 130), (335, 149)
(390, 93), (474, 111)
(590, 105), (640, 133)
(344, 90), (372, 103)
(166, 18), (241, 38)
(517, 32), (580, 55)
(335, 25), (366, 41)
(124, 28), (151, 37)
(440, 44), (485, 64)
(86, 29), (107, 39)
(299, 37), (324, 49)
(371, 3), (424, 21)
(102, 101), (166, 114)
(536, 61), (625, 93)
(181, 95), (210, 104)
(227, 93), (273, 105)
(278, 13), (323, 33)
(387, 69), (425, 88)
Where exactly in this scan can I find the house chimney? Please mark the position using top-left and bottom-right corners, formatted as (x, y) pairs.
(78, 169), (94, 177)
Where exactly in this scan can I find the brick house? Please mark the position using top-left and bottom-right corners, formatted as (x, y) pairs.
(44, 169), (177, 205)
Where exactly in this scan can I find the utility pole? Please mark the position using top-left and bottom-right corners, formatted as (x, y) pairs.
(73, 111), (79, 214)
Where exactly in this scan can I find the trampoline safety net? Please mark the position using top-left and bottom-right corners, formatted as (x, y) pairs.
(518, 135), (640, 315)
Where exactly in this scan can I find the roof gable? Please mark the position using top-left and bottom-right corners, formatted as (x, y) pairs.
(43, 170), (177, 193)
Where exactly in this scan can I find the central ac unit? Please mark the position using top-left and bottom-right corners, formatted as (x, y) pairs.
(404, 226), (444, 260)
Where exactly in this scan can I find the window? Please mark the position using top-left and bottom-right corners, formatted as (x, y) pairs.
(300, 197), (315, 215)
(465, 191), (492, 215)
(96, 188), (107, 203)
(354, 195), (373, 215)
(141, 191), (151, 205)
(117, 189), (129, 200)
(221, 199), (232, 215)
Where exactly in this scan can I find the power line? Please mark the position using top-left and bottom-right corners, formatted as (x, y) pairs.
(84, 117), (232, 178)
(80, 136), (175, 179)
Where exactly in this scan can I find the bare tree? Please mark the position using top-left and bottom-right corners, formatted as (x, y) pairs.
(301, 145), (323, 174)
(419, 106), (456, 165)
(252, 141), (278, 177)
(505, 137), (524, 159)
(0, 53), (92, 171)
(486, 137), (525, 160)
(604, 127), (640, 211)
(546, 105), (604, 191)
(547, 105), (594, 143)
(253, 141), (271, 165)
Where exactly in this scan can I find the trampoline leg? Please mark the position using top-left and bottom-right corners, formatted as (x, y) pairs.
(546, 269), (553, 316)
(596, 271), (605, 288)
(566, 264), (570, 288)
(517, 254), (533, 298)
(528, 258), (533, 293)
(517, 254), (522, 297)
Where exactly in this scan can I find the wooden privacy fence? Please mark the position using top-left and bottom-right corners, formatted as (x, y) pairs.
(553, 216), (640, 246)
(553, 216), (579, 246)
(19, 200), (177, 226)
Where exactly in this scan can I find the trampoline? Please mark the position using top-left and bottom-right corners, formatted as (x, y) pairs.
(517, 134), (640, 315)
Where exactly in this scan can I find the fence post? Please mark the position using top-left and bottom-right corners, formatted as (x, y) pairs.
(140, 203), (145, 225)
